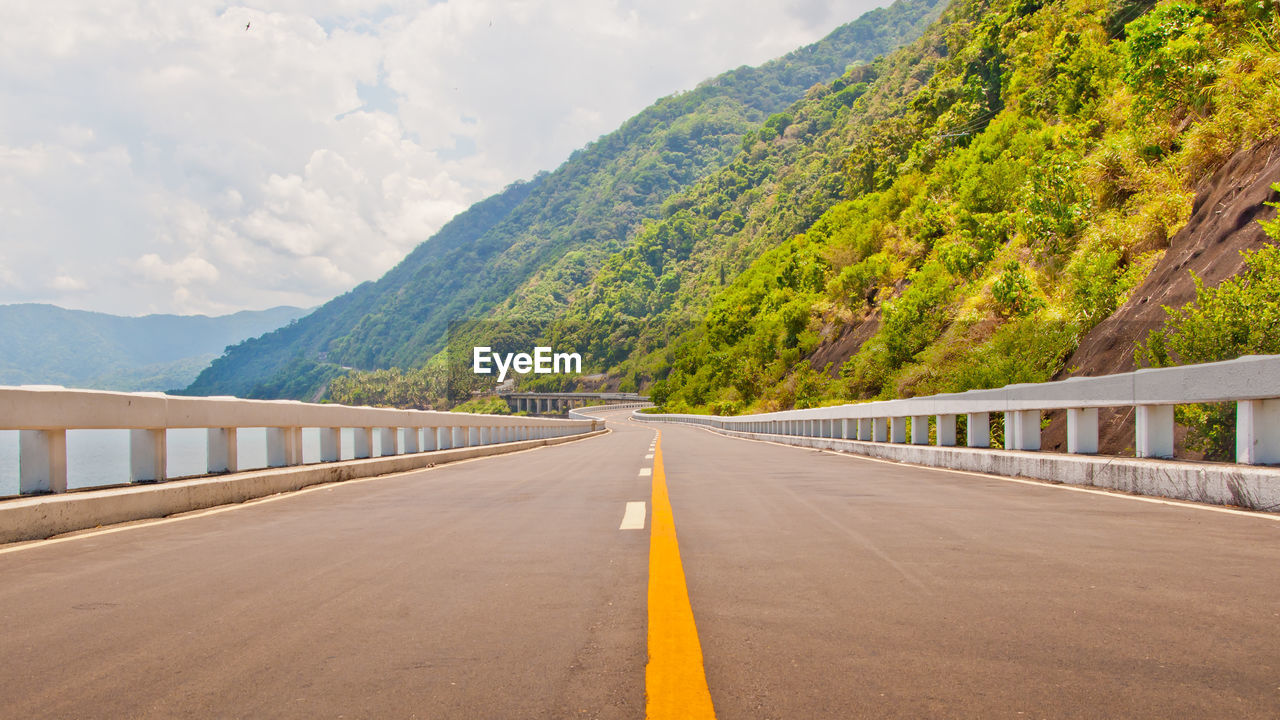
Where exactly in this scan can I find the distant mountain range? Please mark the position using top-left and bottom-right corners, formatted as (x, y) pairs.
(0, 304), (309, 392)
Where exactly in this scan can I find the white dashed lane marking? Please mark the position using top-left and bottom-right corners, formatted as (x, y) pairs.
(620, 501), (647, 530)
(639, 468), (652, 477)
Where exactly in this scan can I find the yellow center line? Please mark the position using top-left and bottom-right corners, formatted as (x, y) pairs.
(646, 430), (717, 719)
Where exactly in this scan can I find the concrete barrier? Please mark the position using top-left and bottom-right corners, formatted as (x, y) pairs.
(0, 429), (607, 545)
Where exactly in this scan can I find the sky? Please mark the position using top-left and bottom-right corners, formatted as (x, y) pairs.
(0, 0), (890, 317)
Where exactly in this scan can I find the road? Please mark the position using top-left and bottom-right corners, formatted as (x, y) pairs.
(1, 406), (1278, 718)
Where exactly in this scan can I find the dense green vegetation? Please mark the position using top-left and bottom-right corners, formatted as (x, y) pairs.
(186, 0), (946, 400)
(450, 396), (515, 415)
(645, 0), (1280, 414)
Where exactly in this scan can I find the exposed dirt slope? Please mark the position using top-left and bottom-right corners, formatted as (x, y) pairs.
(1043, 140), (1280, 455)
(810, 311), (882, 376)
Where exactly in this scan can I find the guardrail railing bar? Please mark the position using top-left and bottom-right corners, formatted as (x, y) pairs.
(3, 387), (598, 496)
(633, 355), (1280, 466)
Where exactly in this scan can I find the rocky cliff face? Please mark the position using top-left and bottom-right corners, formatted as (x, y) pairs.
(1043, 140), (1280, 456)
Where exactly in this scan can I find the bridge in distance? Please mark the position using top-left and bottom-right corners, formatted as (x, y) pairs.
(498, 390), (647, 414)
(1, 403), (1278, 718)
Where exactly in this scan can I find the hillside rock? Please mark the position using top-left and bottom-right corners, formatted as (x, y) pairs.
(1043, 140), (1280, 455)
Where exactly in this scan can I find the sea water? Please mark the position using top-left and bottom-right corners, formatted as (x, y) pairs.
(0, 428), (373, 498)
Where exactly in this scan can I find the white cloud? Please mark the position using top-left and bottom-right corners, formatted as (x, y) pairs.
(0, 0), (891, 316)
(50, 274), (87, 292)
(135, 253), (221, 286)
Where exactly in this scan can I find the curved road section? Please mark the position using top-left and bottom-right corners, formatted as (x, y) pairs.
(0, 406), (1277, 718)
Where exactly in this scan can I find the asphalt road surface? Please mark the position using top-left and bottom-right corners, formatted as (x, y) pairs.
(1, 406), (1278, 718)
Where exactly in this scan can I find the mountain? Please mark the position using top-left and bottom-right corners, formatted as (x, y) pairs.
(192, 0), (1280, 461)
(594, 0), (1279, 469)
(0, 304), (309, 391)
(332, 0), (1280, 462)
(183, 0), (949, 399)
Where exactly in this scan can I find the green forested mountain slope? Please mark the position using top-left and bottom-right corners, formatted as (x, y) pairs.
(644, 0), (1280, 420)
(184, 0), (946, 399)
(0, 304), (307, 391)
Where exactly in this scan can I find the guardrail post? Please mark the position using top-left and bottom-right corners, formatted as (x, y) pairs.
(936, 414), (957, 447)
(857, 418), (872, 441)
(318, 427), (340, 463)
(873, 418), (888, 442)
(1067, 409), (1098, 455)
(404, 427), (420, 453)
(208, 427), (238, 473)
(131, 428), (167, 481)
(437, 427), (452, 450)
(1005, 411), (1041, 451)
(1135, 405), (1174, 459)
(840, 419), (851, 439)
(1237, 399), (1280, 464)
(469, 427), (481, 446)
(354, 428), (373, 459)
(452, 427), (467, 447)
(910, 415), (929, 445)
(966, 412), (989, 448)
(422, 427), (438, 451)
(19, 429), (67, 494)
(379, 427), (400, 456)
(267, 427), (302, 467)
(890, 417), (906, 443)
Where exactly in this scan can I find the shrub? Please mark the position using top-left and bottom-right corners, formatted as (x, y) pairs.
(1122, 3), (1219, 117)
(990, 260), (1044, 317)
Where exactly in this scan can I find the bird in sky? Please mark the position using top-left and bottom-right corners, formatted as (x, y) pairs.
(245, 22), (251, 31)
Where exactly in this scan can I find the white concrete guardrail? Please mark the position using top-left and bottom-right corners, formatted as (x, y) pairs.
(569, 402), (652, 420)
(634, 355), (1280, 510)
(2, 387), (598, 496)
